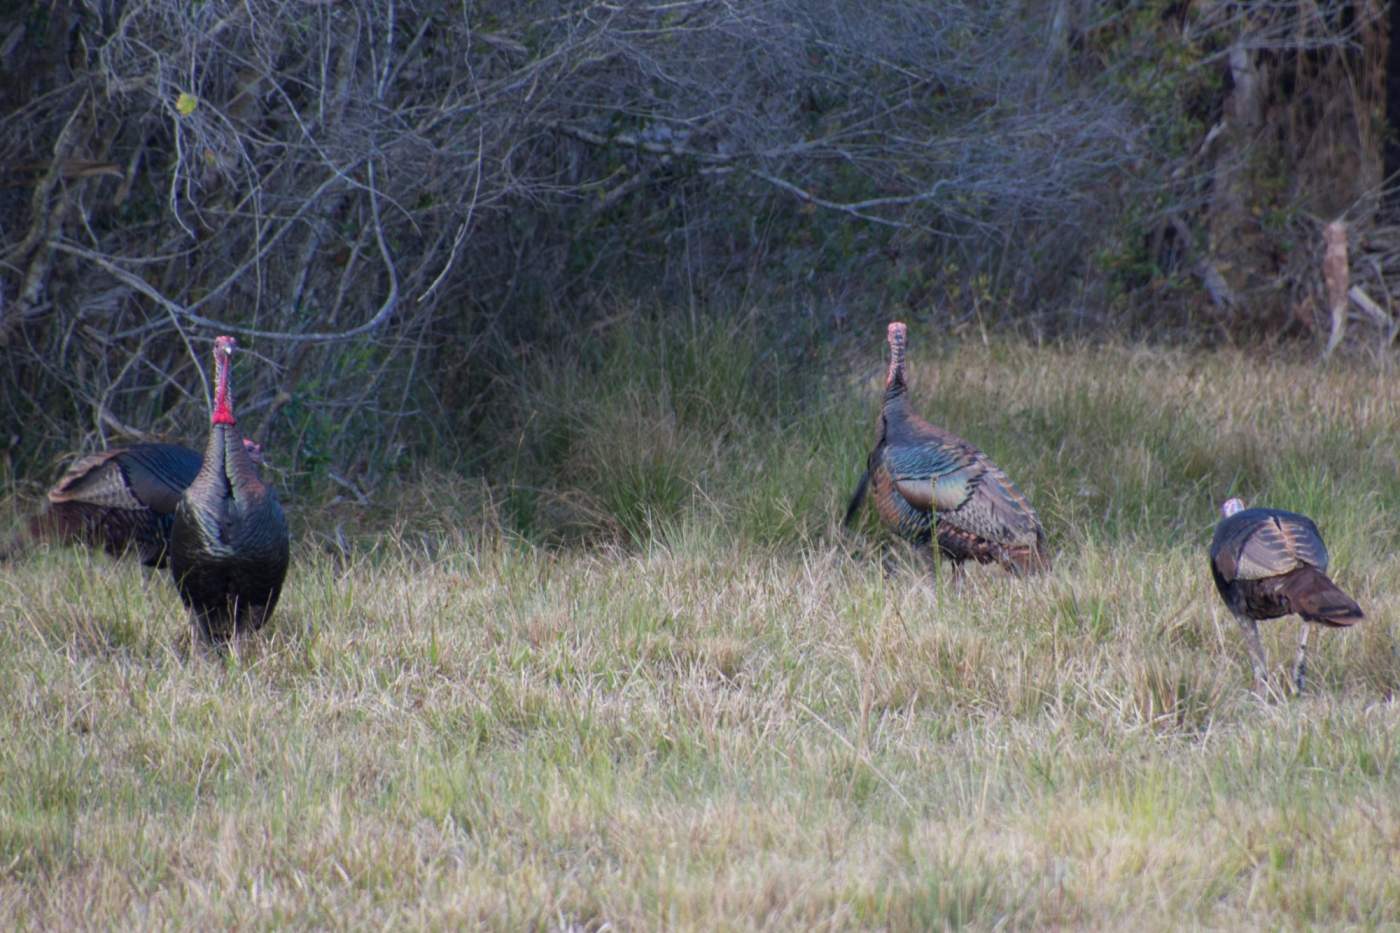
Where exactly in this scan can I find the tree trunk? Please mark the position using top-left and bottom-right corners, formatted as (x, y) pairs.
(1203, 42), (1267, 319)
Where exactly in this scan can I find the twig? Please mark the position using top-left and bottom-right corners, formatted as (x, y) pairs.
(554, 121), (945, 229)
(97, 407), (154, 440)
(327, 469), (371, 506)
(418, 130), (484, 303)
(746, 169), (923, 230)
(48, 161), (399, 344)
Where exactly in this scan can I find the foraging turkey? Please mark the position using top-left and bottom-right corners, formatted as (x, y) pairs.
(170, 336), (289, 643)
(1209, 497), (1363, 694)
(844, 322), (1049, 580)
(1, 439), (262, 567)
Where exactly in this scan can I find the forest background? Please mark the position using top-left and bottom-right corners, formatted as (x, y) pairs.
(2, 0), (1397, 508)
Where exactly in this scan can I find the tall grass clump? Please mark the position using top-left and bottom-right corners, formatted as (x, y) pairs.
(485, 310), (860, 547)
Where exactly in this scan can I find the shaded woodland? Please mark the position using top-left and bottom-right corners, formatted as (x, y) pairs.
(0, 0), (1395, 491)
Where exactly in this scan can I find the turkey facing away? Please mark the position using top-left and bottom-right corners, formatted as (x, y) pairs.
(0, 439), (262, 568)
(1210, 497), (1363, 694)
(844, 322), (1049, 580)
(171, 336), (289, 643)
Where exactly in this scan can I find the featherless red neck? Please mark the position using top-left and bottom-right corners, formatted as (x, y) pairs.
(211, 336), (237, 426)
(883, 322), (908, 399)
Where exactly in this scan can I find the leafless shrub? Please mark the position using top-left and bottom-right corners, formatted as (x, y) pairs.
(0, 0), (1387, 486)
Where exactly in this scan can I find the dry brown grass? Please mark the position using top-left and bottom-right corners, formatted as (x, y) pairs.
(1, 338), (1398, 928)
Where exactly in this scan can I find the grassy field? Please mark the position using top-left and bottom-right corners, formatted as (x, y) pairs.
(2, 326), (1399, 928)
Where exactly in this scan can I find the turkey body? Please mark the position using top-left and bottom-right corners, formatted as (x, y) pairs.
(845, 322), (1049, 578)
(170, 337), (289, 643)
(3, 443), (202, 567)
(171, 423), (289, 642)
(1209, 502), (1362, 692)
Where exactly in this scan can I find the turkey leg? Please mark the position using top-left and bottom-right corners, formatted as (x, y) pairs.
(1292, 621), (1310, 694)
(945, 557), (966, 591)
(1234, 614), (1270, 696)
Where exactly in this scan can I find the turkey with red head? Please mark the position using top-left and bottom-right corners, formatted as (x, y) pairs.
(1209, 497), (1363, 695)
(1, 439), (263, 567)
(844, 322), (1049, 582)
(170, 336), (289, 643)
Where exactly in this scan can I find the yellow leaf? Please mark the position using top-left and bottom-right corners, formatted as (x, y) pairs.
(176, 92), (198, 117)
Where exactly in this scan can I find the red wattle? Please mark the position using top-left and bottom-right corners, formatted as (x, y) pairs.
(211, 356), (236, 425)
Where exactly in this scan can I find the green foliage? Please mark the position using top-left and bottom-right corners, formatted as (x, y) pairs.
(490, 310), (830, 545)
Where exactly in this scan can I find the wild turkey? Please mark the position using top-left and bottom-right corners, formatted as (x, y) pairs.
(1, 439), (262, 567)
(844, 322), (1049, 581)
(1209, 497), (1363, 694)
(170, 336), (289, 643)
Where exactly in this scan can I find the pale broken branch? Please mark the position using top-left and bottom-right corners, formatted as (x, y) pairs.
(1321, 220), (1349, 358)
(1348, 285), (1398, 343)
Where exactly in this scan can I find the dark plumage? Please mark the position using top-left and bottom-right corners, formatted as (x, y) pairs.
(2, 443), (201, 567)
(1209, 497), (1363, 694)
(1, 440), (263, 567)
(170, 336), (289, 643)
(845, 322), (1049, 580)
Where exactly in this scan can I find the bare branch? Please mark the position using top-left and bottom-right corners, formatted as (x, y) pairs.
(50, 161), (399, 344)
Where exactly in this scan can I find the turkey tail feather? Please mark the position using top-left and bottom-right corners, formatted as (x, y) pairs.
(842, 468), (871, 528)
(1283, 566), (1364, 627)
